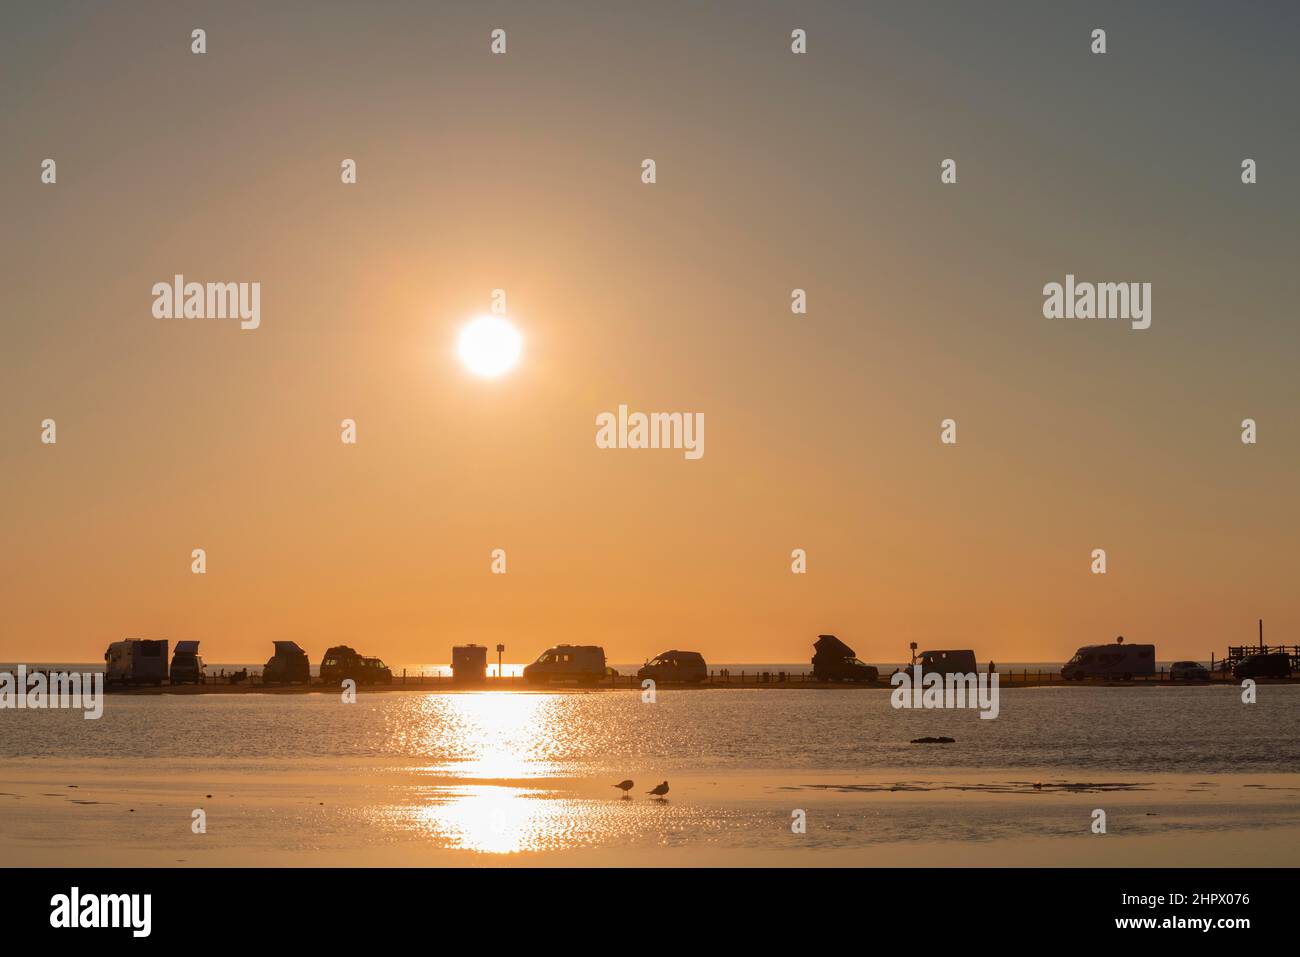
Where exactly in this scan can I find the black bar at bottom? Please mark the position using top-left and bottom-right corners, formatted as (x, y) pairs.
(0, 867), (1284, 942)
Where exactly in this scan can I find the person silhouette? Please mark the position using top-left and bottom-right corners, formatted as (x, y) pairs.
(988, 660), (996, 674)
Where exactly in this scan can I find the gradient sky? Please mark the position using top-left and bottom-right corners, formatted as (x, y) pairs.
(3, 1), (1297, 665)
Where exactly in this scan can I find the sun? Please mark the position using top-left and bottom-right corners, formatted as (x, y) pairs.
(457, 315), (523, 378)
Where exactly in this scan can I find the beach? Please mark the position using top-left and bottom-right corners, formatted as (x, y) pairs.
(3, 759), (1298, 867)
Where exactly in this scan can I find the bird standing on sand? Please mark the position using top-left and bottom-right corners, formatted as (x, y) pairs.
(647, 781), (669, 799)
(613, 780), (634, 797)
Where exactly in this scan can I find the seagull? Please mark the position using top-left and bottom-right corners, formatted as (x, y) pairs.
(647, 781), (669, 799)
(613, 780), (634, 798)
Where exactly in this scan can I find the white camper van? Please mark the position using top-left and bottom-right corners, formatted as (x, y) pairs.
(1062, 639), (1155, 680)
(104, 638), (169, 686)
(523, 645), (607, 684)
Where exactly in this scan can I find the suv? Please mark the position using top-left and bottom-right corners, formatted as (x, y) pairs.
(320, 645), (393, 685)
(1233, 653), (1291, 680)
(1169, 660), (1209, 681)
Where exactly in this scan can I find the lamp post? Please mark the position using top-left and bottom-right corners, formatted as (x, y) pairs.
(496, 644), (505, 681)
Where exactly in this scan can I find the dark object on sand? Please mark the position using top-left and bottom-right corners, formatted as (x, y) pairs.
(320, 645), (393, 685)
(910, 736), (956, 744)
(263, 641), (311, 685)
(812, 635), (879, 683)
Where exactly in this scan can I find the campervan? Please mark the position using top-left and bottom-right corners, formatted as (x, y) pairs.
(916, 649), (978, 677)
(170, 640), (206, 685)
(263, 641), (311, 684)
(638, 650), (708, 684)
(103, 639), (169, 687)
(320, 645), (392, 685)
(452, 645), (488, 683)
(523, 645), (607, 684)
(1061, 641), (1155, 680)
(812, 635), (879, 683)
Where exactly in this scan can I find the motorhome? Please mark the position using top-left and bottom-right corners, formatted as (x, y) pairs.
(638, 650), (708, 684)
(103, 639), (169, 687)
(1062, 640), (1155, 680)
(320, 645), (393, 685)
(916, 649), (978, 677)
(812, 635), (879, 683)
(169, 640), (205, 685)
(523, 645), (607, 684)
(452, 645), (488, 683)
(263, 641), (311, 684)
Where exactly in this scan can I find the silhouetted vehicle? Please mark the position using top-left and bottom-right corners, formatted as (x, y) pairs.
(170, 640), (206, 685)
(263, 641), (310, 684)
(812, 635), (879, 683)
(104, 639), (169, 687)
(523, 645), (606, 684)
(1233, 653), (1291, 680)
(452, 644), (488, 683)
(1169, 660), (1209, 681)
(1062, 640), (1155, 680)
(638, 650), (708, 684)
(916, 649), (978, 676)
(320, 645), (392, 685)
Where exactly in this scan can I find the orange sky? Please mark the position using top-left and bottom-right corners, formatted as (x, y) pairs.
(2, 3), (1297, 664)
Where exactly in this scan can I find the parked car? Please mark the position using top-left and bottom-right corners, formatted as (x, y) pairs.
(1169, 660), (1209, 681)
(263, 641), (311, 684)
(320, 645), (393, 685)
(170, 640), (206, 685)
(638, 650), (708, 684)
(915, 648), (978, 677)
(812, 634), (879, 683)
(523, 645), (607, 684)
(1062, 640), (1155, 680)
(103, 638), (169, 687)
(1233, 653), (1291, 680)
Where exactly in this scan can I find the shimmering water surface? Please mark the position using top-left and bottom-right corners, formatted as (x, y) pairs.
(2, 687), (1297, 861)
(3, 686), (1298, 772)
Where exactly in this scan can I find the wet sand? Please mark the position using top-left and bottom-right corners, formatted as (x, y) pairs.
(2, 759), (1297, 867)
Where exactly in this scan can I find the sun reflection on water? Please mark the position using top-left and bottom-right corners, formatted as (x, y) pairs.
(372, 691), (670, 853)
(383, 691), (575, 778)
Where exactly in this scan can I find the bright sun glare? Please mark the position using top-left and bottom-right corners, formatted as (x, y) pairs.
(457, 315), (523, 378)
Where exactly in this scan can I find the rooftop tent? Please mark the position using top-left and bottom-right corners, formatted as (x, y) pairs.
(273, 641), (307, 656)
(174, 640), (200, 654)
(813, 634), (856, 659)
